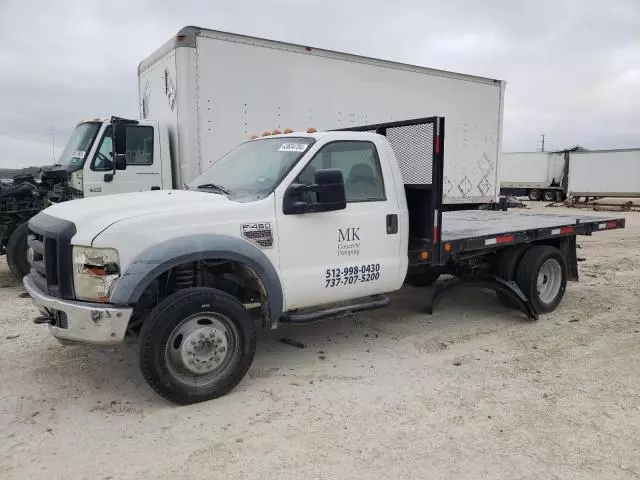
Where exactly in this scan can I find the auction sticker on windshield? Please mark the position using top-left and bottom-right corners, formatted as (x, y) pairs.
(278, 143), (308, 152)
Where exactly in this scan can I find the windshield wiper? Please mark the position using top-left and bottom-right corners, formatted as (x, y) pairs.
(195, 183), (231, 195)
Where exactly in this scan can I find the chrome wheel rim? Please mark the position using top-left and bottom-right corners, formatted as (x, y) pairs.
(165, 313), (240, 386)
(537, 258), (562, 304)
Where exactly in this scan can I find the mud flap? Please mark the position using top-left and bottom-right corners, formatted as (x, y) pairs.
(423, 274), (539, 320)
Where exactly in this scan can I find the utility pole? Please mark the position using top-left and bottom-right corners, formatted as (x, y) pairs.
(51, 127), (55, 162)
(539, 134), (546, 152)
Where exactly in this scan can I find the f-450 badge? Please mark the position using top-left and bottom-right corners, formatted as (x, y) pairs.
(241, 222), (273, 249)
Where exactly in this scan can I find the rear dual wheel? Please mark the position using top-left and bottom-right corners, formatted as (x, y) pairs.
(516, 246), (567, 313)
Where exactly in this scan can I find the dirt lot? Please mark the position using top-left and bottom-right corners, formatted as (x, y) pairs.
(1, 204), (639, 480)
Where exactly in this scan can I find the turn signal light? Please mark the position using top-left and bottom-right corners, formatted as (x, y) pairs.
(262, 131), (271, 136)
(283, 128), (293, 134)
(307, 127), (317, 133)
(444, 242), (452, 252)
(250, 134), (258, 139)
(272, 129), (281, 135)
(419, 251), (429, 261)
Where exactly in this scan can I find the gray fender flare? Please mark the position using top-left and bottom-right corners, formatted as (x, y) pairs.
(109, 234), (283, 329)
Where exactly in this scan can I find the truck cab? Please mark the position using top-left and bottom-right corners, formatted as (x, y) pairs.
(60, 118), (172, 196)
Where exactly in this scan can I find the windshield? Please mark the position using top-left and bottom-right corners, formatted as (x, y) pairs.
(56, 122), (101, 168)
(188, 137), (316, 199)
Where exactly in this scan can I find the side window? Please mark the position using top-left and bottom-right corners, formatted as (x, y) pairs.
(125, 126), (154, 165)
(90, 126), (154, 171)
(297, 141), (385, 202)
(91, 129), (114, 171)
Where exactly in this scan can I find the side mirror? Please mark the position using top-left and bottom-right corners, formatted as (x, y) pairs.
(283, 168), (346, 215)
(114, 154), (127, 170)
(112, 122), (127, 156)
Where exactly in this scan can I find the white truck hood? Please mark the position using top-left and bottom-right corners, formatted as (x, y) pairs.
(43, 190), (230, 243)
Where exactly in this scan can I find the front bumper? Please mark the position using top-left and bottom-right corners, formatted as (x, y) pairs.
(23, 274), (133, 345)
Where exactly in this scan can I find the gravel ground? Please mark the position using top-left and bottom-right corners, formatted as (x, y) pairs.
(1, 204), (639, 480)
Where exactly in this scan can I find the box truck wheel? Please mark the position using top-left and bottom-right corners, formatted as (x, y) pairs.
(7, 221), (30, 280)
(494, 244), (531, 309)
(515, 246), (567, 314)
(138, 287), (257, 405)
(543, 190), (555, 202)
(528, 189), (541, 201)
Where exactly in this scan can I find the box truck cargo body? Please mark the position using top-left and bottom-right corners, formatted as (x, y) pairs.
(568, 149), (640, 198)
(138, 26), (506, 204)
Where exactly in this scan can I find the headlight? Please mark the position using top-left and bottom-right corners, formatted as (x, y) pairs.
(72, 246), (120, 302)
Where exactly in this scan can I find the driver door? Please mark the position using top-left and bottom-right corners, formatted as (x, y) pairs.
(274, 138), (404, 311)
(83, 122), (163, 196)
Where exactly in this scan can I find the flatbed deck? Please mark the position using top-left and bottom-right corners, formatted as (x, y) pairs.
(441, 210), (620, 241)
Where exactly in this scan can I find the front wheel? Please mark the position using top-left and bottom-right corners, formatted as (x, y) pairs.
(516, 246), (567, 314)
(138, 287), (257, 405)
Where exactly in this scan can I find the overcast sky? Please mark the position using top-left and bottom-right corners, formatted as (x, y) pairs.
(0, 0), (638, 168)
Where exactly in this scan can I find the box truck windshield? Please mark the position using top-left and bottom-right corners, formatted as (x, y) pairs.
(56, 122), (101, 169)
(188, 137), (315, 199)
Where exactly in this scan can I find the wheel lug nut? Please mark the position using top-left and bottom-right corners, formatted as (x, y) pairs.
(218, 347), (226, 353)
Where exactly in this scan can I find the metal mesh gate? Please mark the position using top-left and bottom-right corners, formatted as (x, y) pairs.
(385, 123), (434, 185)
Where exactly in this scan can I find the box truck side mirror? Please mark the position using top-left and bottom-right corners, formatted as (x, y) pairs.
(112, 122), (127, 156)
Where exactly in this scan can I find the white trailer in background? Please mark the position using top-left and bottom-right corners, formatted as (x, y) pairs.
(568, 149), (640, 199)
(500, 148), (640, 202)
(499, 151), (568, 201)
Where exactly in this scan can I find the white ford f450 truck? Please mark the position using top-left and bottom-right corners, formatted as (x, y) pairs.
(24, 117), (625, 405)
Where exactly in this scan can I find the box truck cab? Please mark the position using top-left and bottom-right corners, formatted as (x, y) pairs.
(60, 118), (171, 195)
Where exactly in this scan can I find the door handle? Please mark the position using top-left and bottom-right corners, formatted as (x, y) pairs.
(386, 214), (398, 234)
(150, 186), (160, 191)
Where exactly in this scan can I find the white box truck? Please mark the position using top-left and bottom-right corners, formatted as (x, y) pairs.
(568, 148), (640, 199)
(4, 25), (505, 279)
(499, 151), (568, 201)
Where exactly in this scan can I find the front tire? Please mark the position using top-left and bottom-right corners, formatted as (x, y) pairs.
(7, 221), (30, 280)
(138, 287), (257, 405)
(515, 246), (567, 314)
